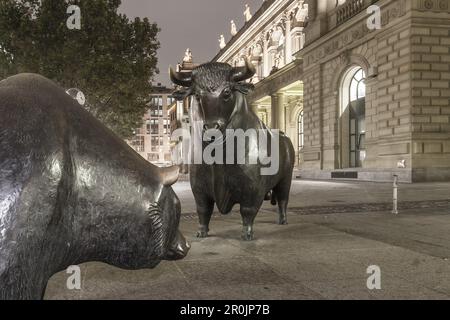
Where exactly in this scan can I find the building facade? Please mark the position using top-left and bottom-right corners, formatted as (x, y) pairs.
(212, 0), (308, 168)
(213, 0), (450, 182)
(128, 86), (174, 166)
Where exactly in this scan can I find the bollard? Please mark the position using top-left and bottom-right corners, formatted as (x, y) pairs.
(392, 175), (399, 215)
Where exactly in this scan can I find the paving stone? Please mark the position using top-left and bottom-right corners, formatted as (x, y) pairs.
(45, 181), (450, 300)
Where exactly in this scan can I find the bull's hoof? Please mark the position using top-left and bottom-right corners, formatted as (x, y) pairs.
(278, 219), (288, 225)
(196, 231), (209, 238)
(241, 232), (254, 241)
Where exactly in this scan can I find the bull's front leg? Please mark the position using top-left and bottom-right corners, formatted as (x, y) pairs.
(195, 195), (215, 238)
(240, 207), (259, 241)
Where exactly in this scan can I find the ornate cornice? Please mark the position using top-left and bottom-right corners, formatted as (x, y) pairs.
(249, 60), (303, 102)
(213, 0), (305, 64)
(298, 0), (408, 70)
(414, 0), (450, 12)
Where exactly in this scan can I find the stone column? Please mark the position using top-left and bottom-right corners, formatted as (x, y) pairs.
(284, 16), (292, 64)
(263, 37), (269, 77)
(270, 94), (278, 129)
(300, 30), (306, 49)
(277, 93), (286, 132)
(271, 93), (285, 131)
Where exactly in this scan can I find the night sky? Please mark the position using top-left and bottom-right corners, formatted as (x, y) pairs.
(119, 0), (263, 86)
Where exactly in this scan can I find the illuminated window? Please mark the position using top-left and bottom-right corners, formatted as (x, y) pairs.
(340, 66), (366, 168)
(131, 136), (145, 152)
(298, 111), (304, 151)
(341, 67), (366, 114)
(350, 68), (366, 102)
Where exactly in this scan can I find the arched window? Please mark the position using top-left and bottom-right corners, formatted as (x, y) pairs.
(350, 68), (366, 102)
(340, 66), (366, 168)
(341, 67), (366, 114)
(298, 110), (304, 151)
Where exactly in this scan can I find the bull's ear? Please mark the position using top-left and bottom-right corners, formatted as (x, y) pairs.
(233, 82), (255, 95)
(161, 165), (180, 187)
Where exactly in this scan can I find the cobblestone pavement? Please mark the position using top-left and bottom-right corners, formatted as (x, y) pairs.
(180, 200), (450, 220)
(45, 180), (450, 300)
(174, 179), (450, 212)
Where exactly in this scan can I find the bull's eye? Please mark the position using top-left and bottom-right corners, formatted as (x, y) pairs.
(222, 88), (232, 101)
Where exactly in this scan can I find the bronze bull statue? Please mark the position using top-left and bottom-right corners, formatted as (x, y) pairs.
(170, 59), (295, 241)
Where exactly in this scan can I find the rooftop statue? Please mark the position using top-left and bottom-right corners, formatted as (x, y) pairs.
(244, 4), (252, 22)
(183, 48), (193, 63)
(219, 35), (226, 49)
(231, 20), (237, 36)
(295, 0), (309, 23)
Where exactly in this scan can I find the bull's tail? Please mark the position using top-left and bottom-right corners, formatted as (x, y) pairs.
(271, 191), (277, 206)
(264, 190), (277, 206)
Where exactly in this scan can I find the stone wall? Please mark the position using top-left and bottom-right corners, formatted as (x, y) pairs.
(298, 0), (450, 182)
(302, 64), (323, 170)
(409, 2), (450, 181)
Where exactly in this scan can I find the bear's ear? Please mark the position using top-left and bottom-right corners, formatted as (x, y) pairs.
(172, 88), (193, 101)
(233, 82), (255, 95)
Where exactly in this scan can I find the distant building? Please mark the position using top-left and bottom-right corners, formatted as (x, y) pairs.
(128, 85), (174, 166)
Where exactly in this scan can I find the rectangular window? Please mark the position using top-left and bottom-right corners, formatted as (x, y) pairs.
(151, 136), (159, 144)
(151, 125), (159, 134)
(131, 136), (145, 152)
(147, 153), (159, 162)
(167, 96), (175, 106)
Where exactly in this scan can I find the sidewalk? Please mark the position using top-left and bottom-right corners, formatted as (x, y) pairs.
(173, 179), (450, 213)
(45, 180), (450, 300)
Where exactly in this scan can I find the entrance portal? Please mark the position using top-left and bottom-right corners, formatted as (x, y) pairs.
(340, 67), (366, 169)
(349, 98), (365, 168)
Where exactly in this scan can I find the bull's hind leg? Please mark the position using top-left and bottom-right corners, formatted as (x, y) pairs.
(273, 176), (292, 225)
(240, 206), (259, 241)
(195, 195), (215, 238)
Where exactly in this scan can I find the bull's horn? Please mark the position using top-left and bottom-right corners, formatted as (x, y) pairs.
(231, 58), (256, 82)
(169, 66), (193, 88)
(161, 165), (180, 187)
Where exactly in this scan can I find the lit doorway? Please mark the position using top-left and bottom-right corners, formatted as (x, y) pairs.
(298, 110), (304, 166)
(340, 67), (366, 168)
